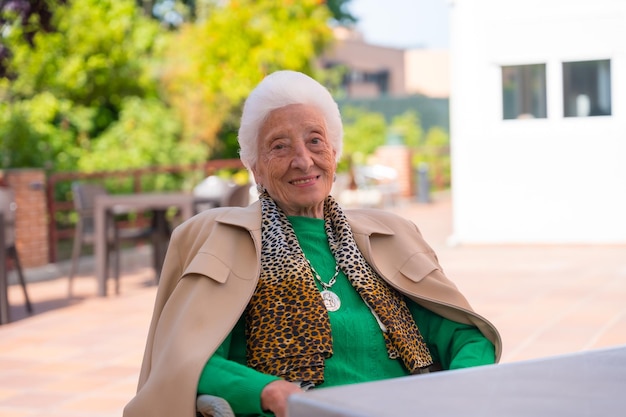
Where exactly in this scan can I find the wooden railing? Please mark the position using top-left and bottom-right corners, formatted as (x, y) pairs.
(46, 159), (245, 262)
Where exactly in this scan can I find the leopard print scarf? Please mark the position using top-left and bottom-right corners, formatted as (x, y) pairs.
(245, 193), (433, 385)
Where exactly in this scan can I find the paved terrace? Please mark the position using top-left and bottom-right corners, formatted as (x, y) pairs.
(1, 193), (625, 416)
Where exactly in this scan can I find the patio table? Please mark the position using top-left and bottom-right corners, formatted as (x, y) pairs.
(94, 192), (196, 296)
(288, 345), (626, 417)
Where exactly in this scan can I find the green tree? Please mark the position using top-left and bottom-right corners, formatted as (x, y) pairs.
(4, 0), (159, 118)
(412, 126), (450, 190)
(389, 110), (423, 148)
(0, 0), (205, 173)
(159, 0), (334, 156)
(341, 106), (451, 190)
(0, 93), (82, 171)
(390, 110), (451, 190)
(325, 0), (357, 24)
(1, 0), (353, 172)
(143, 0), (356, 26)
(0, 0), (63, 78)
(341, 106), (387, 168)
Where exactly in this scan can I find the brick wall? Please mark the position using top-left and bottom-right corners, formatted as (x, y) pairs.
(1, 169), (49, 268)
(373, 145), (414, 198)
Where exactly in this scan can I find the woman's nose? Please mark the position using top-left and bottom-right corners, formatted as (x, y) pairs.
(290, 142), (313, 170)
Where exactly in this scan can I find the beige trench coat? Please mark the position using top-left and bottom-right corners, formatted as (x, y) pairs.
(123, 201), (502, 417)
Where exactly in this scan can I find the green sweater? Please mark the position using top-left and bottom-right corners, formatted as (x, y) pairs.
(198, 216), (495, 416)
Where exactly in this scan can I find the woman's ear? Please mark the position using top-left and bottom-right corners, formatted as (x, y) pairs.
(250, 166), (260, 186)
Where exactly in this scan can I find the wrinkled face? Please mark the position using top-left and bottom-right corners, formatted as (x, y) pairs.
(252, 104), (337, 218)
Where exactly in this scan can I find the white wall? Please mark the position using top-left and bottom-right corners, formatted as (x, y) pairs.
(449, 0), (626, 243)
(404, 49), (450, 98)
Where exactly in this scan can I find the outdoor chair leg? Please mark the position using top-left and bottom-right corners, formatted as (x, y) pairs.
(113, 249), (120, 295)
(151, 210), (171, 284)
(68, 220), (84, 298)
(104, 245), (113, 295)
(151, 229), (162, 284)
(8, 246), (32, 314)
(112, 227), (121, 295)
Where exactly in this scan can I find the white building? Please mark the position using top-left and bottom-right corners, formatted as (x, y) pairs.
(449, 0), (626, 243)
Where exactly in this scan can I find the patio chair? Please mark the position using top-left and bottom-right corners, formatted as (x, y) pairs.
(68, 182), (158, 297)
(193, 175), (231, 213)
(0, 187), (33, 316)
(196, 394), (235, 417)
(193, 179), (251, 213)
(221, 183), (251, 207)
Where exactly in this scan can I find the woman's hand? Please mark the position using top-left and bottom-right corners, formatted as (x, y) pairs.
(260, 380), (304, 417)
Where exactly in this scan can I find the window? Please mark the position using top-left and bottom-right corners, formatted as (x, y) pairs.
(501, 64), (547, 120)
(562, 60), (611, 117)
(343, 69), (390, 95)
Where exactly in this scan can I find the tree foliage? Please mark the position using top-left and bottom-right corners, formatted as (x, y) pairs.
(325, 0), (357, 24)
(341, 106), (450, 189)
(4, 0), (159, 110)
(413, 125), (450, 189)
(341, 106), (387, 165)
(0, 0), (207, 173)
(0, 0), (364, 176)
(141, 0), (356, 27)
(159, 0), (334, 156)
(389, 110), (423, 148)
(0, 0), (62, 77)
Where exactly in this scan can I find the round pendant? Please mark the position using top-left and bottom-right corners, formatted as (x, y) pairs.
(320, 290), (341, 312)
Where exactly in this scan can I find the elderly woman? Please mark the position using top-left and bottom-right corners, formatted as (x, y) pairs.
(124, 71), (502, 417)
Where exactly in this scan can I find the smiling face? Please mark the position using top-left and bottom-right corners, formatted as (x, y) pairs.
(252, 103), (337, 218)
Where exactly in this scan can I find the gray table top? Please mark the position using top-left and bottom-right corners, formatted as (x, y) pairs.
(288, 345), (626, 417)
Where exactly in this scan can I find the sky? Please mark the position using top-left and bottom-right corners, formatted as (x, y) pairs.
(347, 0), (450, 49)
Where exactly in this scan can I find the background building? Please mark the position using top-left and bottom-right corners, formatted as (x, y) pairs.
(324, 27), (450, 99)
(449, 0), (626, 244)
(322, 28), (450, 131)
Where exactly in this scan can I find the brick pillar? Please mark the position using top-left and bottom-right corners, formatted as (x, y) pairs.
(1, 169), (49, 268)
(373, 145), (414, 198)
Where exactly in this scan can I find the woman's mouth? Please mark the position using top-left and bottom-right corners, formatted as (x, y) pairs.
(290, 175), (320, 185)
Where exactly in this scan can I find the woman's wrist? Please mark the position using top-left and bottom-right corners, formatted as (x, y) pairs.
(260, 380), (303, 417)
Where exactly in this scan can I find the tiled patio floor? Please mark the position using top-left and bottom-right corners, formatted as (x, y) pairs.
(1, 193), (626, 416)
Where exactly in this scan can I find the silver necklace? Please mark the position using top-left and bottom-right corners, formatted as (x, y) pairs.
(305, 258), (342, 312)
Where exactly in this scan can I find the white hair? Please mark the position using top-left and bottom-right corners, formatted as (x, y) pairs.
(238, 70), (343, 170)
